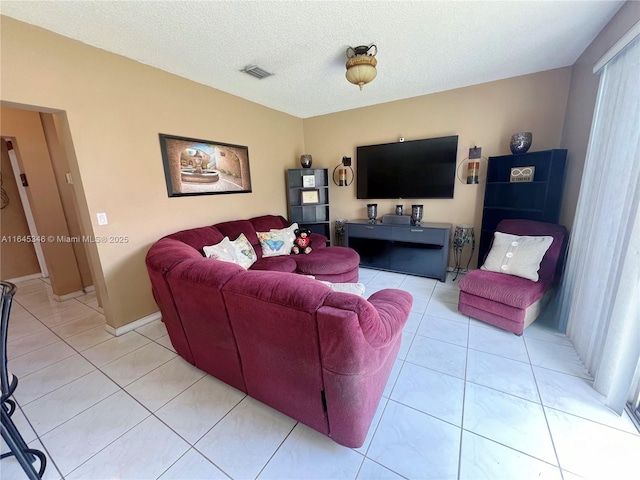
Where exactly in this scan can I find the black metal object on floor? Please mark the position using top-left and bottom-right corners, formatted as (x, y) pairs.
(1, 281), (47, 479)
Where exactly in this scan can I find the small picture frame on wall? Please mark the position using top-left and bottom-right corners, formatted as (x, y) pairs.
(301, 189), (319, 204)
(302, 175), (316, 188)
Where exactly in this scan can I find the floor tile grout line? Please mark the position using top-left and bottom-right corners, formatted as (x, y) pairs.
(13, 400), (67, 479)
(524, 330), (566, 476)
(456, 317), (471, 480)
(253, 421), (301, 480)
(62, 409), (151, 479)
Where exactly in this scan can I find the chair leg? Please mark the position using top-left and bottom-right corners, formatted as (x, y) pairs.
(1, 405), (46, 479)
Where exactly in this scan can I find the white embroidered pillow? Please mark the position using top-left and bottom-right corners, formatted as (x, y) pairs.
(256, 223), (298, 257)
(319, 280), (366, 297)
(481, 232), (553, 281)
(203, 237), (239, 264)
(230, 233), (257, 269)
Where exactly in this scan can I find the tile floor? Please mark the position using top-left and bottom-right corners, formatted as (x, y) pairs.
(2, 269), (639, 480)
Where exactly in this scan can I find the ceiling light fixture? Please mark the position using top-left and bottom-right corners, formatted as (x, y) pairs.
(345, 44), (377, 90)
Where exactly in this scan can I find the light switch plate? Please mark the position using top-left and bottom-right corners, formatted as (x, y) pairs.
(97, 212), (108, 225)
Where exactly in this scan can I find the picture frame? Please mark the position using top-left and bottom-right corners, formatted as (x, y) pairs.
(302, 174), (316, 188)
(301, 189), (320, 204)
(159, 133), (252, 197)
(510, 166), (535, 183)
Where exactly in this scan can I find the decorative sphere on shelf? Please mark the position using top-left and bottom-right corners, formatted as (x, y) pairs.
(300, 154), (313, 168)
(510, 132), (532, 154)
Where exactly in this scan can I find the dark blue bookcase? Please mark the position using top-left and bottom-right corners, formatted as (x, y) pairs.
(478, 149), (567, 267)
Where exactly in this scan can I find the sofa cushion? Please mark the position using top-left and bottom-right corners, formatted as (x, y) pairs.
(165, 226), (224, 254)
(249, 214), (289, 232)
(250, 255), (297, 273)
(459, 269), (549, 309)
(481, 232), (553, 281)
(257, 223), (298, 257)
(294, 246), (360, 277)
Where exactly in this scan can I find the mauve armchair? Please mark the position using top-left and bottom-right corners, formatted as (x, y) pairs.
(458, 219), (568, 335)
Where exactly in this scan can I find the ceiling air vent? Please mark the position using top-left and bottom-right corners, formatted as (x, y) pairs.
(240, 65), (274, 79)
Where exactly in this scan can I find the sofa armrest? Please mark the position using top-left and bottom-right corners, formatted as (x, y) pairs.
(309, 232), (328, 248)
(365, 289), (413, 346)
(319, 288), (412, 353)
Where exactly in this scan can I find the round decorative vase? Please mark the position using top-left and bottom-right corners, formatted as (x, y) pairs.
(510, 132), (532, 154)
(411, 204), (424, 226)
(367, 203), (378, 224)
(300, 154), (313, 168)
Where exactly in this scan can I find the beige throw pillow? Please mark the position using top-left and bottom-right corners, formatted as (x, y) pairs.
(481, 232), (553, 281)
(319, 280), (366, 297)
(203, 233), (257, 270)
(256, 223), (298, 257)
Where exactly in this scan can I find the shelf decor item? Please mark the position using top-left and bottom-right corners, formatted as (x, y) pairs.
(300, 154), (313, 168)
(332, 156), (354, 186)
(396, 205), (403, 215)
(411, 205), (424, 226)
(367, 203), (378, 224)
(302, 175), (316, 188)
(509, 132), (533, 154)
(452, 225), (476, 281)
(301, 189), (320, 204)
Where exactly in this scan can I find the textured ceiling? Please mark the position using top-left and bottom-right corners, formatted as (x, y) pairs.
(1, 1), (624, 118)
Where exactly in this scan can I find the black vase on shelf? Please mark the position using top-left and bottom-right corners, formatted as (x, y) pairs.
(300, 155), (313, 168)
(510, 132), (532, 154)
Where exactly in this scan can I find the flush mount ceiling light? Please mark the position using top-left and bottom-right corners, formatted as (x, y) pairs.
(345, 44), (377, 91)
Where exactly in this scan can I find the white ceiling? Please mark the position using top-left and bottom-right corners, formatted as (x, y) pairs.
(1, 1), (624, 118)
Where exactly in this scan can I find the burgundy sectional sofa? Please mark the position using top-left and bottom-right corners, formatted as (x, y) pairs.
(145, 214), (413, 447)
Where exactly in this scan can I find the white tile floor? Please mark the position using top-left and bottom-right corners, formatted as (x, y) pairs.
(2, 269), (639, 480)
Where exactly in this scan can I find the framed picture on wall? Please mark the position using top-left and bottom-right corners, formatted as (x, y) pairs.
(159, 133), (252, 197)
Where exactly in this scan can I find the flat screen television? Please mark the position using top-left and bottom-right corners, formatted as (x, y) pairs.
(356, 135), (458, 199)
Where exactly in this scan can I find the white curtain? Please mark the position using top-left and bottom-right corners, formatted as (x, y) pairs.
(557, 35), (640, 414)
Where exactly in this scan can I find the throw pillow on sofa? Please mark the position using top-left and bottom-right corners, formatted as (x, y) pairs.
(319, 280), (366, 297)
(481, 231), (553, 282)
(203, 233), (257, 269)
(203, 237), (238, 264)
(257, 223), (298, 258)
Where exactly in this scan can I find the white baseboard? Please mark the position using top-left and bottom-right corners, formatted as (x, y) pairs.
(5, 273), (44, 284)
(84, 285), (95, 293)
(106, 311), (162, 337)
(53, 290), (85, 301)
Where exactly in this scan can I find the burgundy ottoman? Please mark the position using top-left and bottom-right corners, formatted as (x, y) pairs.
(293, 247), (360, 283)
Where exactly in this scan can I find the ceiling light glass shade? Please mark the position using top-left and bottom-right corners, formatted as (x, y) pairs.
(346, 45), (377, 90)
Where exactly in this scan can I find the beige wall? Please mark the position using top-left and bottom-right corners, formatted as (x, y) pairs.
(559, 0), (640, 229)
(0, 140), (41, 279)
(40, 113), (95, 289)
(0, 106), (84, 295)
(303, 68), (572, 266)
(1, 16), (305, 329)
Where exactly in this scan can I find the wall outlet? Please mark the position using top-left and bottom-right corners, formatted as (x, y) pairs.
(97, 212), (108, 225)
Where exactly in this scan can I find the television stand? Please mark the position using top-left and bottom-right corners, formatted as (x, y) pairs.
(345, 220), (451, 282)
